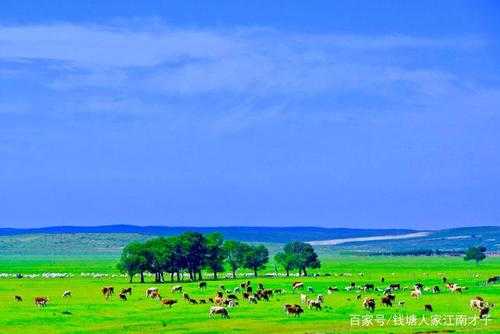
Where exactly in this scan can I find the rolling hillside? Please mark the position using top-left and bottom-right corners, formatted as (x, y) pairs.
(0, 225), (498, 257)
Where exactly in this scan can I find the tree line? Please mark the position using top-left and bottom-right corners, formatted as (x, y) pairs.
(117, 232), (320, 283)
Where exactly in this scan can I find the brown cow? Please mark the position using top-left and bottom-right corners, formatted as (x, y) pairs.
(15, 295), (23, 302)
(363, 298), (376, 312)
(292, 282), (304, 290)
(150, 291), (162, 300)
(285, 304), (304, 317)
(479, 307), (490, 319)
(162, 299), (177, 308)
(381, 295), (393, 307)
(119, 293), (127, 301)
(102, 286), (114, 299)
(209, 306), (230, 319)
(121, 287), (132, 295)
(424, 304), (433, 312)
(34, 296), (48, 307)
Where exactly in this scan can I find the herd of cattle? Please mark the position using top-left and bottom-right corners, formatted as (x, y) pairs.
(13, 275), (499, 320)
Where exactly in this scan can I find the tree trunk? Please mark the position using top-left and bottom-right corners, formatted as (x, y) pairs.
(198, 270), (203, 281)
(303, 267), (308, 277)
(176, 271), (180, 281)
(254, 268), (258, 277)
(232, 269), (236, 279)
(170, 272), (174, 282)
(213, 271), (218, 280)
(129, 274), (133, 283)
(286, 269), (290, 277)
(140, 271), (144, 283)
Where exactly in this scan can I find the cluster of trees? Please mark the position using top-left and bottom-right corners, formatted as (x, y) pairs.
(274, 241), (320, 276)
(117, 232), (269, 283)
(117, 232), (320, 283)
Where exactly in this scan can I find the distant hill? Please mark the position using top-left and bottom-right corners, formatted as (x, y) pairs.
(0, 225), (416, 243)
(318, 226), (500, 254)
(0, 225), (497, 257)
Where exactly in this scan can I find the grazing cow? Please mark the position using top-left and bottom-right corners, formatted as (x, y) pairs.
(300, 294), (309, 304)
(150, 291), (162, 300)
(285, 304), (304, 317)
(487, 276), (499, 284)
(199, 299), (207, 304)
(121, 287), (132, 295)
(424, 304), (433, 312)
(363, 298), (376, 312)
(146, 287), (158, 298)
(34, 297), (48, 307)
(274, 288), (285, 294)
(414, 283), (424, 290)
(102, 286), (114, 299)
(364, 284), (374, 291)
(209, 306), (230, 319)
(14, 295), (22, 302)
(411, 289), (422, 298)
(199, 281), (207, 289)
(183, 293), (190, 301)
(327, 287), (338, 294)
(308, 299), (322, 310)
(381, 295), (393, 307)
(432, 286), (440, 293)
(214, 296), (224, 305)
(246, 286), (253, 293)
(171, 285), (183, 293)
(479, 307), (490, 319)
(447, 283), (463, 293)
(119, 293), (127, 301)
(292, 282), (304, 291)
(248, 296), (258, 304)
(62, 290), (72, 298)
(389, 283), (400, 290)
(162, 299), (177, 308)
(258, 283), (265, 290)
(470, 297), (486, 310)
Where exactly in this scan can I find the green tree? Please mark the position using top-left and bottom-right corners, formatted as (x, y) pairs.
(274, 251), (296, 277)
(117, 241), (148, 283)
(243, 244), (269, 277)
(179, 232), (208, 280)
(282, 241), (320, 276)
(464, 246), (487, 264)
(205, 233), (226, 279)
(223, 240), (248, 278)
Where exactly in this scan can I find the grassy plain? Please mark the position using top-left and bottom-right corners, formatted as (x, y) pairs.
(0, 256), (498, 333)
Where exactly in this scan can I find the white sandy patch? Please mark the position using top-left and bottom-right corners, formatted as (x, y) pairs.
(307, 231), (430, 246)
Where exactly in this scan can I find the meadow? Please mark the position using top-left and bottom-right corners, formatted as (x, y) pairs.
(0, 256), (498, 333)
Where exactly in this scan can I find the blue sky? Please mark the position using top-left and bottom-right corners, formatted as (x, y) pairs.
(1, 1), (500, 229)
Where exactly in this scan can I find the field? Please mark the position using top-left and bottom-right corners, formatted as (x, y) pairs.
(0, 256), (498, 333)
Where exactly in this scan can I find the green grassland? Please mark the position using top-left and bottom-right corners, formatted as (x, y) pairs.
(0, 256), (498, 333)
